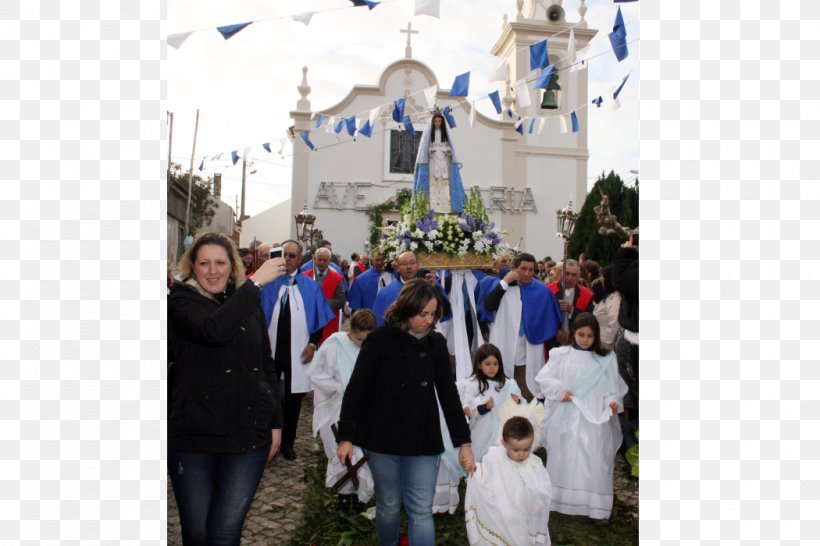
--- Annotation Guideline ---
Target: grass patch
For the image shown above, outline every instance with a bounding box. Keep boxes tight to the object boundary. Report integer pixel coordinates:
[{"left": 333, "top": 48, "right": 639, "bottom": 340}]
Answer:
[{"left": 290, "top": 447, "right": 638, "bottom": 546}]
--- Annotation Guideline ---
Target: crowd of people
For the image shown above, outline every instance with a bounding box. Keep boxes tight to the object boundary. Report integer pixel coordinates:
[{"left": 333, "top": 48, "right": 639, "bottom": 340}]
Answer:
[{"left": 168, "top": 231, "right": 639, "bottom": 545}]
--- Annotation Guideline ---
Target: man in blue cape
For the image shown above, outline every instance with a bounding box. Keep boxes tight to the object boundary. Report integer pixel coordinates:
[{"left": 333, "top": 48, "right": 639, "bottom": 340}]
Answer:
[{"left": 346, "top": 253, "right": 395, "bottom": 312}]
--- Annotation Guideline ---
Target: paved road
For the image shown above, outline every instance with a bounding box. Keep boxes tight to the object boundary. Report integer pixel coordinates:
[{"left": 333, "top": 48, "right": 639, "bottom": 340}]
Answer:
[{"left": 167, "top": 392, "right": 321, "bottom": 545}]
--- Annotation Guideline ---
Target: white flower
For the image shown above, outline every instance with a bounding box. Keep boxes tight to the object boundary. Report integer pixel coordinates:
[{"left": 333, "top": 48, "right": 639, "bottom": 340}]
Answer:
[{"left": 410, "top": 241, "right": 419, "bottom": 251}]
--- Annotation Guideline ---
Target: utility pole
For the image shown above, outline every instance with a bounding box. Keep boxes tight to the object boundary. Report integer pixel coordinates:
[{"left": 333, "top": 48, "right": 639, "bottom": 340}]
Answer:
[
  {"left": 166, "top": 111, "right": 174, "bottom": 183},
  {"left": 240, "top": 150, "right": 248, "bottom": 223},
  {"left": 183, "top": 109, "right": 200, "bottom": 236}
]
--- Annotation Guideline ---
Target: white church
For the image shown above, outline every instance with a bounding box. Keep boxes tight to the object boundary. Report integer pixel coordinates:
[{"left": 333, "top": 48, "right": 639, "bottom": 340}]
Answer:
[{"left": 242, "top": 0, "right": 598, "bottom": 261}]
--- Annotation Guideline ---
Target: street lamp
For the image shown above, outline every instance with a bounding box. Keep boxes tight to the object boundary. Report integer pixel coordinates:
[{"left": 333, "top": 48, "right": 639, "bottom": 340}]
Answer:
[
  {"left": 555, "top": 200, "right": 579, "bottom": 333},
  {"left": 294, "top": 203, "right": 317, "bottom": 253}
]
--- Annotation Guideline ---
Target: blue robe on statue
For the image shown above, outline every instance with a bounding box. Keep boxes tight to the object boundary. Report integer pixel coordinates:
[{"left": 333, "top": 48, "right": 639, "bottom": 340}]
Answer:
[{"left": 412, "top": 116, "right": 467, "bottom": 213}]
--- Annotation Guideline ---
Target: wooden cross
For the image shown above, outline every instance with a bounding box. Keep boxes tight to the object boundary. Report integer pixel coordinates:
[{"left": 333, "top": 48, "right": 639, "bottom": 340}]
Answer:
[
  {"left": 330, "top": 423, "right": 369, "bottom": 492},
  {"left": 400, "top": 22, "right": 419, "bottom": 58}
]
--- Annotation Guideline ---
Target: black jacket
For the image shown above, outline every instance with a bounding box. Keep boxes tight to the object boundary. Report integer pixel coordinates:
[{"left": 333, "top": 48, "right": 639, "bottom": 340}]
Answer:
[
  {"left": 168, "top": 281, "right": 283, "bottom": 453},
  {"left": 612, "top": 247, "right": 638, "bottom": 333},
  {"left": 337, "top": 325, "right": 471, "bottom": 455}
]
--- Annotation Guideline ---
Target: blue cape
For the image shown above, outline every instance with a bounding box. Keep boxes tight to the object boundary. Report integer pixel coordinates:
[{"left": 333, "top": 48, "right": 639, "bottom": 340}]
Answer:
[
  {"left": 372, "top": 279, "right": 452, "bottom": 326},
  {"left": 412, "top": 163, "right": 466, "bottom": 213},
  {"left": 519, "top": 280, "right": 563, "bottom": 344},
  {"left": 260, "top": 272, "right": 335, "bottom": 334},
  {"left": 476, "top": 275, "right": 501, "bottom": 323},
  {"left": 347, "top": 266, "right": 380, "bottom": 311}
]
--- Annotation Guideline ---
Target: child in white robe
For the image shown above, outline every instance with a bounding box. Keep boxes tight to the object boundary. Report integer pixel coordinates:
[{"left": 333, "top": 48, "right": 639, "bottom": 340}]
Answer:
[
  {"left": 457, "top": 343, "right": 523, "bottom": 463},
  {"left": 305, "top": 309, "right": 377, "bottom": 513},
  {"left": 535, "top": 312, "right": 628, "bottom": 523},
  {"left": 465, "top": 416, "right": 552, "bottom": 545}
]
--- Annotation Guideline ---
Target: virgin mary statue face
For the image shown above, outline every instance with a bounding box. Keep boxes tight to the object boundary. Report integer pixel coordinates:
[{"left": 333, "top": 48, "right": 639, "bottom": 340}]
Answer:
[{"left": 433, "top": 115, "right": 443, "bottom": 128}]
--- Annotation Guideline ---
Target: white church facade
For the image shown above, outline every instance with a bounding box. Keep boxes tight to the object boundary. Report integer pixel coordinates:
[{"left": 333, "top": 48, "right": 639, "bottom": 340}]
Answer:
[{"left": 281, "top": 1, "right": 597, "bottom": 261}]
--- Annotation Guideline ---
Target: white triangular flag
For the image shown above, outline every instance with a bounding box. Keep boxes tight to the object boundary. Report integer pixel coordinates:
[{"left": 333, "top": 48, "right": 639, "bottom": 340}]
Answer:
[
  {"left": 514, "top": 116, "right": 529, "bottom": 129},
  {"left": 559, "top": 115, "right": 569, "bottom": 133},
  {"left": 469, "top": 102, "right": 476, "bottom": 128},
  {"left": 368, "top": 107, "right": 380, "bottom": 126},
  {"left": 278, "top": 138, "right": 287, "bottom": 154},
  {"left": 567, "top": 28, "right": 576, "bottom": 67},
  {"left": 167, "top": 32, "right": 193, "bottom": 50},
  {"left": 423, "top": 85, "right": 438, "bottom": 108},
  {"left": 610, "top": 96, "right": 621, "bottom": 111},
  {"left": 513, "top": 78, "right": 531, "bottom": 108},
  {"left": 415, "top": 0, "right": 440, "bottom": 18},
  {"left": 537, "top": 117, "right": 546, "bottom": 134},
  {"left": 326, "top": 116, "right": 337, "bottom": 133},
  {"left": 571, "top": 45, "right": 590, "bottom": 73},
  {"left": 292, "top": 12, "right": 315, "bottom": 26},
  {"left": 489, "top": 59, "right": 508, "bottom": 82}
]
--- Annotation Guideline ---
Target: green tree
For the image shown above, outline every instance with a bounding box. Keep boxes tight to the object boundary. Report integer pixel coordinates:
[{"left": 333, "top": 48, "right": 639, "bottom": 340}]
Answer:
[
  {"left": 169, "top": 163, "right": 217, "bottom": 236},
  {"left": 567, "top": 171, "right": 639, "bottom": 266}
]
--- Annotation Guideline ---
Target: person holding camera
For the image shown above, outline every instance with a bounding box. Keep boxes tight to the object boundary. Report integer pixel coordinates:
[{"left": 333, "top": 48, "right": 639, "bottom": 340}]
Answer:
[{"left": 168, "top": 232, "right": 287, "bottom": 545}]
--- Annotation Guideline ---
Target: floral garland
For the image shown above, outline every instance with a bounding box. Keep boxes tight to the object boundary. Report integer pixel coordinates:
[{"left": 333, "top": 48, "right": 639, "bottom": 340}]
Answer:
[{"left": 375, "top": 189, "right": 511, "bottom": 263}]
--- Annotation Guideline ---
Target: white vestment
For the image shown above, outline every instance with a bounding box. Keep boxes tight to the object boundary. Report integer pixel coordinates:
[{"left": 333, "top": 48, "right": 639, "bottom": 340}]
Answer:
[
  {"left": 465, "top": 445, "right": 552, "bottom": 546},
  {"left": 304, "top": 332, "right": 374, "bottom": 502},
  {"left": 535, "top": 346, "right": 628, "bottom": 519},
  {"left": 457, "top": 377, "right": 522, "bottom": 463},
  {"left": 428, "top": 129, "right": 452, "bottom": 213},
  {"left": 488, "top": 285, "right": 547, "bottom": 398},
  {"left": 267, "top": 281, "right": 312, "bottom": 393},
  {"left": 448, "top": 271, "right": 482, "bottom": 381}
]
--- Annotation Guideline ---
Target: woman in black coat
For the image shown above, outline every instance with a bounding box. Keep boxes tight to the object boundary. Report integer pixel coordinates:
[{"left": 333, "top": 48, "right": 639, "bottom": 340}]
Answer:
[
  {"left": 168, "top": 232, "right": 287, "bottom": 546},
  {"left": 337, "top": 279, "right": 474, "bottom": 546}
]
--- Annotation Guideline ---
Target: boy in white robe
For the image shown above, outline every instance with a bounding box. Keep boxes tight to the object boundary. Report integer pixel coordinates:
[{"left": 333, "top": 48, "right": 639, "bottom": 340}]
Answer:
[
  {"left": 465, "top": 416, "right": 552, "bottom": 546},
  {"left": 305, "top": 309, "right": 377, "bottom": 512}
]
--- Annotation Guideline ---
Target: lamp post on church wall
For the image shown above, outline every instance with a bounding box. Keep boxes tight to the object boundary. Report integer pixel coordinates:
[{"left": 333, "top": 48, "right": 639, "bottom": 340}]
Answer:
[
  {"left": 295, "top": 203, "right": 317, "bottom": 254},
  {"left": 555, "top": 200, "right": 579, "bottom": 333}
]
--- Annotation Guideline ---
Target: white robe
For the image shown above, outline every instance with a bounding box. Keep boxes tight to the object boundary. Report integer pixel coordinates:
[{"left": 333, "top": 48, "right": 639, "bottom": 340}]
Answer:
[
  {"left": 488, "top": 285, "right": 546, "bottom": 398},
  {"left": 465, "top": 445, "right": 552, "bottom": 546},
  {"left": 535, "top": 346, "right": 628, "bottom": 519},
  {"left": 304, "top": 332, "right": 374, "bottom": 502},
  {"left": 428, "top": 129, "right": 452, "bottom": 213},
  {"left": 267, "top": 281, "right": 312, "bottom": 393},
  {"left": 457, "top": 377, "right": 522, "bottom": 463}
]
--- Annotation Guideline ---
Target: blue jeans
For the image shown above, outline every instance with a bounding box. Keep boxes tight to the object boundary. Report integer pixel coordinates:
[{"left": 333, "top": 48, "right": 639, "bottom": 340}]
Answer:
[
  {"left": 367, "top": 451, "right": 440, "bottom": 546},
  {"left": 168, "top": 446, "right": 268, "bottom": 546}
]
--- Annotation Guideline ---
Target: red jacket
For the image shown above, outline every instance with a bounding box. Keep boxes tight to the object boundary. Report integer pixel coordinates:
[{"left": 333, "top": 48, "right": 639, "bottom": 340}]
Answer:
[
  {"left": 305, "top": 268, "right": 344, "bottom": 344},
  {"left": 547, "top": 281, "right": 594, "bottom": 321}
]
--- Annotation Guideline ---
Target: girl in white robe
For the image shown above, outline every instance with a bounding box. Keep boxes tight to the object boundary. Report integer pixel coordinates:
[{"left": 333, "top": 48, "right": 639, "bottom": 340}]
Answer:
[
  {"left": 465, "top": 416, "right": 552, "bottom": 546},
  {"left": 457, "top": 343, "right": 524, "bottom": 463},
  {"left": 535, "top": 312, "right": 628, "bottom": 522},
  {"left": 305, "top": 310, "right": 377, "bottom": 510}
]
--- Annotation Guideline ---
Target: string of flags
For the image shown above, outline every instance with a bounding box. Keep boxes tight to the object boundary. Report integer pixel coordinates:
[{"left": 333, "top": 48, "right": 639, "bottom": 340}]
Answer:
[{"left": 189, "top": 2, "right": 637, "bottom": 168}]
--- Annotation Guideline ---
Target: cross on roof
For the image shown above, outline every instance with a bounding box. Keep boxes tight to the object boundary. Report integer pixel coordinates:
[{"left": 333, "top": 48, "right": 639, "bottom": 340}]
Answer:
[{"left": 400, "top": 22, "right": 419, "bottom": 58}]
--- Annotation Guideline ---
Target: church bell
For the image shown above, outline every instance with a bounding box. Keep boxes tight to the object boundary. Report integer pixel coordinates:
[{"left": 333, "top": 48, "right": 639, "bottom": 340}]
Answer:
[{"left": 540, "top": 71, "right": 561, "bottom": 110}]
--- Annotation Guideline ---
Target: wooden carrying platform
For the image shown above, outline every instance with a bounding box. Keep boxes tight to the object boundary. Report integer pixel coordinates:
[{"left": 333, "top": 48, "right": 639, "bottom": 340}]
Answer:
[{"left": 417, "top": 252, "right": 494, "bottom": 270}]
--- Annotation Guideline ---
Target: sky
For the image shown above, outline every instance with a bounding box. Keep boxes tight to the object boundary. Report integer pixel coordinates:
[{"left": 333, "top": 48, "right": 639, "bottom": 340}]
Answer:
[{"left": 166, "top": 0, "right": 639, "bottom": 218}]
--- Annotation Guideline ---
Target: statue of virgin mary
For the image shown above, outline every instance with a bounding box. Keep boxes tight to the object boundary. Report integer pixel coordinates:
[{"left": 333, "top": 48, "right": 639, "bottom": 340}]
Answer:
[{"left": 412, "top": 110, "right": 467, "bottom": 213}]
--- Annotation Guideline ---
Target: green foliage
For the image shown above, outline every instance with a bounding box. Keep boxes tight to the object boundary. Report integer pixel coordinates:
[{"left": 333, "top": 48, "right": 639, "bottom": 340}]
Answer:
[
  {"left": 366, "top": 188, "right": 413, "bottom": 249},
  {"left": 464, "top": 187, "right": 489, "bottom": 224},
  {"left": 625, "top": 430, "right": 639, "bottom": 478},
  {"left": 169, "top": 162, "right": 218, "bottom": 236},
  {"left": 568, "top": 171, "right": 639, "bottom": 266}
]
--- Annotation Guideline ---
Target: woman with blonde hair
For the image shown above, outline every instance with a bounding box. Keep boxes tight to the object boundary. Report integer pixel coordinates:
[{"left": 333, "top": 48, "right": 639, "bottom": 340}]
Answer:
[{"left": 169, "top": 232, "right": 287, "bottom": 545}]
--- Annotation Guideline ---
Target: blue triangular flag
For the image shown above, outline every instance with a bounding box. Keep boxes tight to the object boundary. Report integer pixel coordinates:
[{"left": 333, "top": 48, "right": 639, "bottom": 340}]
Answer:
[
  {"left": 449, "top": 71, "right": 470, "bottom": 97},
  {"left": 359, "top": 119, "right": 373, "bottom": 137},
  {"left": 528, "top": 117, "right": 537, "bottom": 134},
  {"left": 345, "top": 115, "right": 357, "bottom": 136},
  {"left": 334, "top": 119, "right": 344, "bottom": 134},
  {"left": 505, "top": 108, "right": 514, "bottom": 119},
  {"left": 534, "top": 65, "right": 555, "bottom": 89},
  {"left": 231, "top": 150, "right": 240, "bottom": 165},
  {"left": 442, "top": 106, "right": 457, "bottom": 129},
  {"left": 314, "top": 114, "right": 326, "bottom": 128},
  {"left": 488, "top": 90, "right": 502, "bottom": 114},
  {"left": 403, "top": 115, "right": 415, "bottom": 136},
  {"left": 613, "top": 73, "right": 630, "bottom": 99},
  {"left": 300, "top": 131, "right": 315, "bottom": 151},
  {"left": 515, "top": 117, "right": 523, "bottom": 135},
  {"left": 392, "top": 98, "right": 406, "bottom": 123},
  {"left": 350, "top": 0, "right": 379, "bottom": 9},
  {"left": 217, "top": 22, "right": 253, "bottom": 40},
  {"left": 614, "top": 0, "right": 638, "bottom": 3},
  {"left": 529, "top": 39, "right": 549, "bottom": 71},
  {"left": 571, "top": 111, "right": 579, "bottom": 133},
  {"left": 263, "top": 142, "right": 271, "bottom": 153},
  {"left": 592, "top": 96, "right": 603, "bottom": 108},
  {"left": 608, "top": 7, "right": 628, "bottom": 62},
  {"left": 198, "top": 157, "right": 204, "bottom": 171}
]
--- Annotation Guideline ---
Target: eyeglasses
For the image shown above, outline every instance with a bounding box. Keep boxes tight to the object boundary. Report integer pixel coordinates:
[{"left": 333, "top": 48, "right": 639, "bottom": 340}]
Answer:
[{"left": 284, "top": 252, "right": 300, "bottom": 259}]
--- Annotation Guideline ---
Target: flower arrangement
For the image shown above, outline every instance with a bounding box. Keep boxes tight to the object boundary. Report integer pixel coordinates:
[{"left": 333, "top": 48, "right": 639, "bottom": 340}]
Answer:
[{"left": 375, "top": 188, "right": 510, "bottom": 265}]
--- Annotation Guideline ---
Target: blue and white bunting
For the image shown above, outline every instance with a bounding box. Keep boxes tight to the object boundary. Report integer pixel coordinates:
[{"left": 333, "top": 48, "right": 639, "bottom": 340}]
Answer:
[
  {"left": 300, "top": 131, "right": 316, "bottom": 151},
  {"left": 442, "top": 105, "right": 457, "bottom": 128},
  {"left": 608, "top": 7, "right": 628, "bottom": 62},
  {"left": 488, "top": 90, "right": 502, "bottom": 114},
  {"left": 529, "top": 39, "right": 549, "bottom": 71},
  {"left": 571, "top": 111, "right": 579, "bottom": 133},
  {"left": 449, "top": 71, "right": 470, "bottom": 97},
  {"left": 217, "top": 22, "right": 253, "bottom": 40},
  {"left": 392, "top": 98, "right": 406, "bottom": 123}
]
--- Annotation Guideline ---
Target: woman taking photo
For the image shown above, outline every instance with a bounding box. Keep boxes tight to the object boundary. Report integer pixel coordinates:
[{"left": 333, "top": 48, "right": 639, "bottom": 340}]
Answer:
[
  {"left": 168, "top": 232, "right": 287, "bottom": 545},
  {"left": 337, "top": 279, "right": 474, "bottom": 546}
]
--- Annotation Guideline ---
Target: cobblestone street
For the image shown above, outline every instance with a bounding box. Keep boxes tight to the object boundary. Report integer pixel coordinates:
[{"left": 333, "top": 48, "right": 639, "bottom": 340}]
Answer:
[{"left": 167, "top": 392, "right": 321, "bottom": 546}]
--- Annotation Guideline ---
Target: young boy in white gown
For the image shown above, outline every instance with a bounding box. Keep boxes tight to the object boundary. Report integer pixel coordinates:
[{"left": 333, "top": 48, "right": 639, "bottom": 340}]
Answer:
[
  {"left": 457, "top": 343, "right": 523, "bottom": 463},
  {"left": 465, "top": 416, "right": 552, "bottom": 545},
  {"left": 305, "top": 309, "right": 377, "bottom": 513},
  {"left": 535, "top": 312, "right": 628, "bottom": 524}
]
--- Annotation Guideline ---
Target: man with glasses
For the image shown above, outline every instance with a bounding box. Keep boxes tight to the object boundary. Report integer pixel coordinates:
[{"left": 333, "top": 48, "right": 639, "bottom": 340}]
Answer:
[
  {"left": 371, "top": 251, "right": 420, "bottom": 326},
  {"left": 304, "top": 247, "right": 346, "bottom": 345},
  {"left": 260, "top": 240, "right": 334, "bottom": 460}
]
